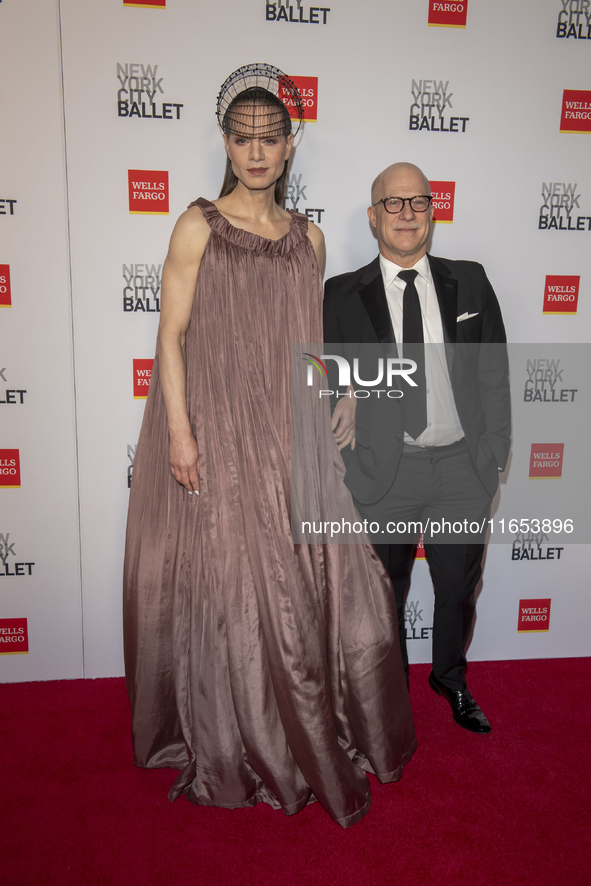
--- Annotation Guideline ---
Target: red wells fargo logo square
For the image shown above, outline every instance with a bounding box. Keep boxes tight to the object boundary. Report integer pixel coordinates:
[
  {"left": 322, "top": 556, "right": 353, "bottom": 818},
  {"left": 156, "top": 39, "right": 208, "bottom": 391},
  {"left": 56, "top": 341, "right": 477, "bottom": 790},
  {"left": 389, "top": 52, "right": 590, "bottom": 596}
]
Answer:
[
  {"left": 282, "top": 76, "right": 318, "bottom": 122},
  {"left": 128, "top": 170, "right": 169, "bottom": 215},
  {"left": 0, "top": 264, "right": 11, "bottom": 307},
  {"left": 543, "top": 275, "right": 579, "bottom": 314},
  {"left": 133, "top": 359, "right": 154, "bottom": 399},
  {"left": 560, "top": 89, "right": 591, "bottom": 133},
  {"left": 428, "top": 0, "right": 468, "bottom": 28},
  {"left": 0, "top": 449, "right": 21, "bottom": 488},
  {"left": 529, "top": 444, "right": 564, "bottom": 479},
  {"left": 415, "top": 534, "right": 426, "bottom": 560},
  {"left": 518, "top": 599, "right": 551, "bottom": 633},
  {"left": 0, "top": 618, "right": 29, "bottom": 654},
  {"left": 429, "top": 181, "right": 455, "bottom": 223}
]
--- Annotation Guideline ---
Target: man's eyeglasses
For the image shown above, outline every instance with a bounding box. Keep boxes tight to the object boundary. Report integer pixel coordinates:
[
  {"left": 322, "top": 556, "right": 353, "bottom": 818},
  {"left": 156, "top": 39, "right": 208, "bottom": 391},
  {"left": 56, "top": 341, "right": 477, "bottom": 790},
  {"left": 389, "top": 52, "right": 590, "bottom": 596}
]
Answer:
[{"left": 372, "top": 196, "right": 432, "bottom": 214}]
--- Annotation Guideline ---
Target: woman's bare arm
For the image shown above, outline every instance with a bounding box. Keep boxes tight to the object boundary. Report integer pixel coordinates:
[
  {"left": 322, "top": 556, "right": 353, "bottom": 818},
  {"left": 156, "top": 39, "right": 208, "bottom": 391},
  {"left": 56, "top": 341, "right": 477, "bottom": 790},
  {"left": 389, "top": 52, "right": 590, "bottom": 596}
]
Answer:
[
  {"left": 307, "top": 220, "right": 326, "bottom": 277},
  {"left": 158, "top": 206, "right": 211, "bottom": 492},
  {"left": 306, "top": 221, "right": 356, "bottom": 448}
]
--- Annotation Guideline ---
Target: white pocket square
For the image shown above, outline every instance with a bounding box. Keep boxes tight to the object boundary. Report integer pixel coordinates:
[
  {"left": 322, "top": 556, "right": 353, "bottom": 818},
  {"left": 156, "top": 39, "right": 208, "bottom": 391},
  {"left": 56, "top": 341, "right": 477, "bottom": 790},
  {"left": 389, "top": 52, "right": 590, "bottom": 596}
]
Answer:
[{"left": 457, "top": 312, "right": 479, "bottom": 322}]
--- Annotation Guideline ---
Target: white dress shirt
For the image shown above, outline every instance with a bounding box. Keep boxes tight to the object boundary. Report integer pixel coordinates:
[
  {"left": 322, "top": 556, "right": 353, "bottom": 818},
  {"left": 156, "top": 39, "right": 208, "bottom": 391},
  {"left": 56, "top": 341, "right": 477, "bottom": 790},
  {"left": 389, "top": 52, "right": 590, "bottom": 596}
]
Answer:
[{"left": 379, "top": 253, "right": 464, "bottom": 447}]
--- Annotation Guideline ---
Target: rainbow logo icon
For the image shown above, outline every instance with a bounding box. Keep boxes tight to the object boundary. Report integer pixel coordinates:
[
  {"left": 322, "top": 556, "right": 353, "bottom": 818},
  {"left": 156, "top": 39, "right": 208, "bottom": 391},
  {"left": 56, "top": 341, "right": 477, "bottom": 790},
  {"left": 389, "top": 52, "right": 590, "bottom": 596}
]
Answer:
[{"left": 302, "top": 353, "right": 328, "bottom": 379}]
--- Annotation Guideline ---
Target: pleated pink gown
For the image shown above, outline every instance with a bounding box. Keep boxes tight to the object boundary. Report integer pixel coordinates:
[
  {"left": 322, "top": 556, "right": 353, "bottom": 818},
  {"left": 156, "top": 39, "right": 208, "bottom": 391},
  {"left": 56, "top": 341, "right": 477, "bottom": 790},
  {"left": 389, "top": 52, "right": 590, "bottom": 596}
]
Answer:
[{"left": 123, "top": 198, "right": 416, "bottom": 828}]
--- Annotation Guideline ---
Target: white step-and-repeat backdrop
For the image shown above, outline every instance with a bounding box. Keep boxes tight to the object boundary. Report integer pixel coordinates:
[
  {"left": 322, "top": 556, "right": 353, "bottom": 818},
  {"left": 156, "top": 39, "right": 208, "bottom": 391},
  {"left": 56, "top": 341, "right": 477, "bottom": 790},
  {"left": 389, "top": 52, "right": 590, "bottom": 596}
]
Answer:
[{"left": 1, "top": 0, "right": 590, "bottom": 681}]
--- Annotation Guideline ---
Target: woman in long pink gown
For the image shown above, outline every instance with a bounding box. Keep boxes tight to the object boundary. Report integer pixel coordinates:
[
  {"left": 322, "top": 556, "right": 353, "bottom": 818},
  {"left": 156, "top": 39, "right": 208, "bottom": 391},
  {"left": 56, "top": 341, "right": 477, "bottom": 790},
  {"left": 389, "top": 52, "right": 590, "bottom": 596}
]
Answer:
[{"left": 123, "top": 65, "right": 415, "bottom": 828}]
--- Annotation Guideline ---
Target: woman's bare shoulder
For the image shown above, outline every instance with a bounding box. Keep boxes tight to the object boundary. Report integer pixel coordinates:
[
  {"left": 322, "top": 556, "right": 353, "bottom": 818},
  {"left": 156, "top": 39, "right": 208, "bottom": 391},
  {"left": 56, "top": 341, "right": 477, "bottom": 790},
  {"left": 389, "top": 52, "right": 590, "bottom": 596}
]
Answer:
[
  {"left": 173, "top": 203, "right": 211, "bottom": 240},
  {"left": 168, "top": 203, "right": 211, "bottom": 263},
  {"left": 305, "top": 219, "right": 326, "bottom": 275},
  {"left": 306, "top": 219, "right": 325, "bottom": 249}
]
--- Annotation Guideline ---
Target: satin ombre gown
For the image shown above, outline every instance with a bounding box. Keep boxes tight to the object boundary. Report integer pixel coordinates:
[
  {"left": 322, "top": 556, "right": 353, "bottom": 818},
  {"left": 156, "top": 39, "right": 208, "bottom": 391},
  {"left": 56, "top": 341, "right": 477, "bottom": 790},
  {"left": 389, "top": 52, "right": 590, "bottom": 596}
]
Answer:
[{"left": 123, "top": 198, "right": 416, "bottom": 828}]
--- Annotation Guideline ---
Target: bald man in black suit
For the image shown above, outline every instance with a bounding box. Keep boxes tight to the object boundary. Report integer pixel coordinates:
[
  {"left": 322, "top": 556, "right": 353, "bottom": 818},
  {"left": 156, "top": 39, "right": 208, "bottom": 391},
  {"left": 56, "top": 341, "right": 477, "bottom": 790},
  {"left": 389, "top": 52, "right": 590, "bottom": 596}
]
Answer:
[{"left": 324, "top": 163, "right": 510, "bottom": 734}]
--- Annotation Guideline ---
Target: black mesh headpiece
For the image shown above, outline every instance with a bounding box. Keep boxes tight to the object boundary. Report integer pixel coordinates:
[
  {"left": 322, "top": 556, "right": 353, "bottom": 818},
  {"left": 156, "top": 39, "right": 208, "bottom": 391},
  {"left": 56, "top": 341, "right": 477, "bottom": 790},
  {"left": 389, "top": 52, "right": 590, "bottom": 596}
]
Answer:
[{"left": 216, "top": 63, "right": 304, "bottom": 138}]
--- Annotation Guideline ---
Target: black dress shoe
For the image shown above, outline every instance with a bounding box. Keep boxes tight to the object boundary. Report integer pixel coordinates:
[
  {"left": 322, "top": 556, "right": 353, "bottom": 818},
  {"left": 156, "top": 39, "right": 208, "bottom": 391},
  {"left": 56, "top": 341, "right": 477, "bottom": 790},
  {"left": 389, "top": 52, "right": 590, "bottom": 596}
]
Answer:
[{"left": 428, "top": 671, "right": 491, "bottom": 734}]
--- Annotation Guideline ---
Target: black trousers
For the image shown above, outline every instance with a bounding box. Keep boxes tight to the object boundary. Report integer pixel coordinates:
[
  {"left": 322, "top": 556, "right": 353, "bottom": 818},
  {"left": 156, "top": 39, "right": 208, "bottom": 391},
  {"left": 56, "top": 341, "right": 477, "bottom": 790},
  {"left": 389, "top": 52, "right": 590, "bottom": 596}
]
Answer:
[{"left": 355, "top": 440, "right": 492, "bottom": 692}]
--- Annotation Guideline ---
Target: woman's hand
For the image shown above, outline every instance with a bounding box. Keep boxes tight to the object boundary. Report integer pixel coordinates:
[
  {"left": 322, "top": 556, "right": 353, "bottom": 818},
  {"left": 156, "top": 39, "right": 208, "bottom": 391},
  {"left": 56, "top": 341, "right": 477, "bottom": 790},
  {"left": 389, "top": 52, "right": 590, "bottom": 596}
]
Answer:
[
  {"left": 331, "top": 388, "right": 357, "bottom": 450},
  {"left": 169, "top": 431, "right": 200, "bottom": 493}
]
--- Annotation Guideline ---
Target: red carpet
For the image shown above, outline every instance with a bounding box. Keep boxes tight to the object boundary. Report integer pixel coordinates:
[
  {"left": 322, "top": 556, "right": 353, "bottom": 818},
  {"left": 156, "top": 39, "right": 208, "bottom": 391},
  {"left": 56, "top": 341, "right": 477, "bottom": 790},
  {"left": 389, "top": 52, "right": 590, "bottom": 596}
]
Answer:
[{"left": 1, "top": 659, "right": 589, "bottom": 886}]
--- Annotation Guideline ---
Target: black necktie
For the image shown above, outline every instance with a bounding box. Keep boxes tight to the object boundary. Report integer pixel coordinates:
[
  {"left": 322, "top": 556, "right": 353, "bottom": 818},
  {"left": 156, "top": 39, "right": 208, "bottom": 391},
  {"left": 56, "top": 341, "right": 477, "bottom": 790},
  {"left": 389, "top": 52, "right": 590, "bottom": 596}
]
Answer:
[{"left": 398, "top": 269, "right": 427, "bottom": 439}]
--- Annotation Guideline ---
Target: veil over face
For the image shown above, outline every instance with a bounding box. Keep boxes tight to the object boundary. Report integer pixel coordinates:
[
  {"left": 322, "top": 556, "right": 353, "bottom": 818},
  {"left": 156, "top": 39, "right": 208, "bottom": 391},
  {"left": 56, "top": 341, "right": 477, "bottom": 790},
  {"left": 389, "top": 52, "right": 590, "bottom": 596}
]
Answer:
[{"left": 222, "top": 91, "right": 293, "bottom": 140}]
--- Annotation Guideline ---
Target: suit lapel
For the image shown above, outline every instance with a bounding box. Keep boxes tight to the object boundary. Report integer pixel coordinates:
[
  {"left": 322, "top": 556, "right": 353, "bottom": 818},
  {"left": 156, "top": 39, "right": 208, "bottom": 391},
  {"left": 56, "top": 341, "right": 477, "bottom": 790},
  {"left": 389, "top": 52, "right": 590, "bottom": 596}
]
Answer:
[
  {"left": 357, "top": 255, "right": 460, "bottom": 348},
  {"left": 428, "top": 255, "right": 458, "bottom": 344},
  {"left": 428, "top": 254, "right": 458, "bottom": 377},
  {"left": 358, "top": 257, "right": 395, "bottom": 344}
]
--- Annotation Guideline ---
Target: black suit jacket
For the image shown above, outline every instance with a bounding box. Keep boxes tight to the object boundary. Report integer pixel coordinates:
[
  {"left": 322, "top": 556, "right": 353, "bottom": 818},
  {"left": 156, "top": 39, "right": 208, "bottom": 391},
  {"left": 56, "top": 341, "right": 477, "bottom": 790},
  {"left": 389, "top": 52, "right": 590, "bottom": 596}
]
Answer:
[{"left": 323, "top": 254, "right": 511, "bottom": 505}]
